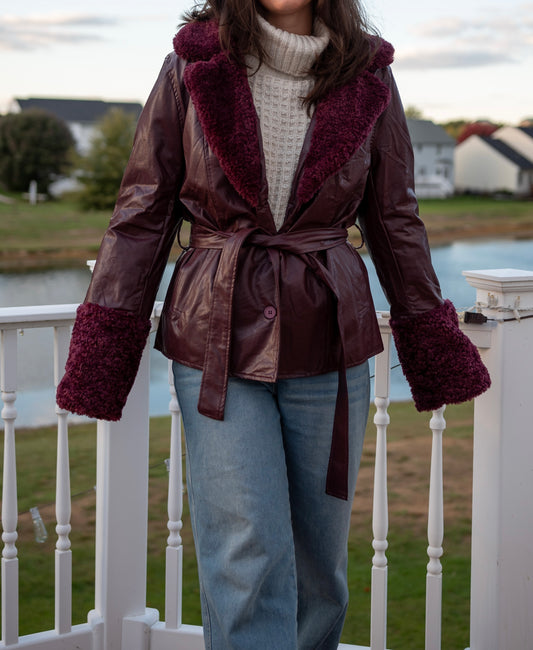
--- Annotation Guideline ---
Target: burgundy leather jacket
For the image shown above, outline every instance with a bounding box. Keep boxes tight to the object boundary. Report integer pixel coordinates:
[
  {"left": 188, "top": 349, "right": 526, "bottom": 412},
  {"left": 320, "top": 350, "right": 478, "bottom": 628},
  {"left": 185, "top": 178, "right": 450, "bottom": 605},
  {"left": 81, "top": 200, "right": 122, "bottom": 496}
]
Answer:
[{"left": 57, "top": 20, "right": 490, "bottom": 499}]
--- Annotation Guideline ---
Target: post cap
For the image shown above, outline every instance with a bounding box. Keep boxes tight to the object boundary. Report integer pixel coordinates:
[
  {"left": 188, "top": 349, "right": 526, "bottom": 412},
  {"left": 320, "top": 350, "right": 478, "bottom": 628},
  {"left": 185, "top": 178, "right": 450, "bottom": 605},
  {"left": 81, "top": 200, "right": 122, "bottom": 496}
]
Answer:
[{"left": 463, "top": 269, "right": 533, "bottom": 293}]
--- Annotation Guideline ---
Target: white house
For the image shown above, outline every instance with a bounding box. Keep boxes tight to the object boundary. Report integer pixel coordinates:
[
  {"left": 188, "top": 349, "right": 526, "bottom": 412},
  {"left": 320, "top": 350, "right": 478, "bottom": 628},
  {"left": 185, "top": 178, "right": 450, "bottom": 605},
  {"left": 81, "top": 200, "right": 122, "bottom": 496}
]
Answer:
[
  {"left": 10, "top": 97, "right": 143, "bottom": 155},
  {"left": 492, "top": 125, "right": 533, "bottom": 164},
  {"left": 454, "top": 134, "right": 533, "bottom": 196},
  {"left": 406, "top": 118, "right": 455, "bottom": 198}
]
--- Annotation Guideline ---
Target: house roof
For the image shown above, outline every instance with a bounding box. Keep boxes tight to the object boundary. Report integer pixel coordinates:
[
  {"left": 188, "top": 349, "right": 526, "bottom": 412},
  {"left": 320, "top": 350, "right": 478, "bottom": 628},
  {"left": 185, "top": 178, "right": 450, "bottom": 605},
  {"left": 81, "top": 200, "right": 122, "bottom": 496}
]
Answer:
[
  {"left": 481, "top": 136, "right": 533, "bottom": 169},
  {"left": 406, "top": 118, "right": 455, "bottom": 146},
  {"left": 14, "top": 98, "right": 143, "bottom": 124}
]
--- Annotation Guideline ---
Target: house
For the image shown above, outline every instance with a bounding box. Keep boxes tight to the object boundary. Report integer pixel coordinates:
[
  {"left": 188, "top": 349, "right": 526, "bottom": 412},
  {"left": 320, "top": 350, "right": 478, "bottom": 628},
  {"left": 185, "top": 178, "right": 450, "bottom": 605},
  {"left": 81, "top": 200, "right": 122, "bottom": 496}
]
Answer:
[
  {"left": 10, "top": 97, "right": 143, "bottom": 155},
  {"left": 492, "top": 125, "right": 533, "bottom": 164},
  {"left": 454, "top": 133, "right": 533, "bottom": 196},
  {"left": 406, "top": 118, "right": 455, "bottom": 198}
]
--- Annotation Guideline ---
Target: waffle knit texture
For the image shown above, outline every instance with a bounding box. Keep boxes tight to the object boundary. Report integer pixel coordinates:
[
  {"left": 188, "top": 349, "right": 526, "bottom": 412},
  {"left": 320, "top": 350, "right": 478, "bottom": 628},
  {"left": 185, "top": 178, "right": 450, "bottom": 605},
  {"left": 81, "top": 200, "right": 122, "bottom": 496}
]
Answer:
[{"left": 246, "top": 15, "right": 329, "bottom": 229}]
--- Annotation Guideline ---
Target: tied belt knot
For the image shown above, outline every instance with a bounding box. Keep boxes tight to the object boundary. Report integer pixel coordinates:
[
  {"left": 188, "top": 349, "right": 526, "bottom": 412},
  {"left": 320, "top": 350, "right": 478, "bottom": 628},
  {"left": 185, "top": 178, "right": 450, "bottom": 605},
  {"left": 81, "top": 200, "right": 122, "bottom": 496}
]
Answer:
[{"left": 190, "top": 224, "right": 353, "bottom": 500}]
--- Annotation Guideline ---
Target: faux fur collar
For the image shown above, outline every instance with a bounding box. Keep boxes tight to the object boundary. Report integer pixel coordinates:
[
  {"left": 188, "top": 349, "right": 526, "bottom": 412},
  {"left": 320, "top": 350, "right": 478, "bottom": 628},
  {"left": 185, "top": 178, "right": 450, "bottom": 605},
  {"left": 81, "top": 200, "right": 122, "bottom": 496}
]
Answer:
[{"left": 174, "top": 20, "right": 394, "bottom": 210}]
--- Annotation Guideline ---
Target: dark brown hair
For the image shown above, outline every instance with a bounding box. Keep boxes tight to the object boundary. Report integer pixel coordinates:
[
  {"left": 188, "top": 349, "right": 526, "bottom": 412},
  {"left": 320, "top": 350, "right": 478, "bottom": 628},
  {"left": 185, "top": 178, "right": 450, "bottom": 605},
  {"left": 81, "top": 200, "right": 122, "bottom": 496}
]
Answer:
[{"left": 182, "top": 0, "right": 379, "bottom": 109}]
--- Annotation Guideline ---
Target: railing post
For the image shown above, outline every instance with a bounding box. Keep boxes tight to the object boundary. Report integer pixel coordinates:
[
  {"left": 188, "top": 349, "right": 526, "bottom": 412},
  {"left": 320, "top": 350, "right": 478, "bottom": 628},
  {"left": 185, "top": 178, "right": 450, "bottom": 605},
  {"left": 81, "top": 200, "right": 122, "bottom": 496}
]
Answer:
[
  {"left": 1, "top": 329, "right": 19, "bottom": 646},
  {"left": 54, "top": 325, "right": 73, "bottom": 635},
  {"left": 425, "top": 406, "right": 446, "bottom": 650},
  {"left": 370, "top": 323, "right": 391, "bottom": 650},
  {"left": 91, "top": 340, "right": 154, "bottom": 650},
  {"left": 165, "top": 362, "right": 184, "bottom": 630},
  {"left": 463, "top": 268, "right": 533, "bottom": 650}
]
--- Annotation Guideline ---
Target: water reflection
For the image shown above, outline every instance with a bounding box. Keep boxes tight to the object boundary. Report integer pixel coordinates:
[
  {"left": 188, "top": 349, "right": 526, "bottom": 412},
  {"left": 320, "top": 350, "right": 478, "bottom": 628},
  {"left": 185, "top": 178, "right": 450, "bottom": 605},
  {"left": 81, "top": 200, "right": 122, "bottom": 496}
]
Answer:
[
  {"left": 0, "top": 267, "right": 90, "bottom": 308},
  {"left": 2, "top": 239, "right": 532, "bottom": 427}
]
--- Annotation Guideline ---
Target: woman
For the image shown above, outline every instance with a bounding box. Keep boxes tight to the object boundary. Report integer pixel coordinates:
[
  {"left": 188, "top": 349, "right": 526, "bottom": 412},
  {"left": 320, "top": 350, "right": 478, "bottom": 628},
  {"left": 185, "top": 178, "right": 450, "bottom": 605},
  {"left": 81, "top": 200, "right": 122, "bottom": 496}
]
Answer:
[{"left": 57, "top": 1, "right": 490, "bottom": 647}]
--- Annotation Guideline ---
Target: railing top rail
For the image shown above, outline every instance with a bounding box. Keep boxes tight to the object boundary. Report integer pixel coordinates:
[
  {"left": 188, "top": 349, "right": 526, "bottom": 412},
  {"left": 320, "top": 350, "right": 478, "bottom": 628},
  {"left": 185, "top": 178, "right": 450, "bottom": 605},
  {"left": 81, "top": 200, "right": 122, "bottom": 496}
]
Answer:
[
  {"left": 0, "top": 302, "right": 167, "bottom": 332},
  {"left": 0, "top": 303, "right": 79, "bottom": 329},
  {"left": 0, "top": 303, "right": 493, "bottom": 341}
]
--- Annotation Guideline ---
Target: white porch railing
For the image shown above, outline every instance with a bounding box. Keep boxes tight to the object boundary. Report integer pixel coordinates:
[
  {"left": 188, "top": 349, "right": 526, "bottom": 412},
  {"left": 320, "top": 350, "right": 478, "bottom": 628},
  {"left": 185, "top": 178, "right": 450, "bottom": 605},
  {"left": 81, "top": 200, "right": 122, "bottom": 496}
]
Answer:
[{"left": 1, "top": 269, "right": 533, "bottom": 650}]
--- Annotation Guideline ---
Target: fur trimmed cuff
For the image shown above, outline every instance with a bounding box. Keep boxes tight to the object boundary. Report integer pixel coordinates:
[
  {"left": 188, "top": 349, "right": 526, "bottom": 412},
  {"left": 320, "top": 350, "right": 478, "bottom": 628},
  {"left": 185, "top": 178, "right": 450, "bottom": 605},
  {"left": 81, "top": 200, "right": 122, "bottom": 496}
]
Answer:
[
  {"left": 390, "top": 300, "right": 491, "bottom": 411},
  {"left": 56, "top": 303, "right": 152, "bottom": 421}
]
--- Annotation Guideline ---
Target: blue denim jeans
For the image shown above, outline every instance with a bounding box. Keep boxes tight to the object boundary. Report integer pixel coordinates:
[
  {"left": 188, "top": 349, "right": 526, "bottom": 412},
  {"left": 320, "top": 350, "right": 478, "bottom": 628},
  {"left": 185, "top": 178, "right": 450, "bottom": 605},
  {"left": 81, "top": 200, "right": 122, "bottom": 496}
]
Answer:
[{"left": 173, "top": 361, "right": 370, "bottom": 650}]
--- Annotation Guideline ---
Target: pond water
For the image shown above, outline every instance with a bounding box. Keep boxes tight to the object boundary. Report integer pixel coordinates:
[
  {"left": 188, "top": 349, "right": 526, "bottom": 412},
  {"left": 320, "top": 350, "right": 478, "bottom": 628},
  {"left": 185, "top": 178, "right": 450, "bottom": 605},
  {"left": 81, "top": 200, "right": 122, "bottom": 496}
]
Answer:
[{"left": 2, "top": 239, "right": 532, "bottom": 427}]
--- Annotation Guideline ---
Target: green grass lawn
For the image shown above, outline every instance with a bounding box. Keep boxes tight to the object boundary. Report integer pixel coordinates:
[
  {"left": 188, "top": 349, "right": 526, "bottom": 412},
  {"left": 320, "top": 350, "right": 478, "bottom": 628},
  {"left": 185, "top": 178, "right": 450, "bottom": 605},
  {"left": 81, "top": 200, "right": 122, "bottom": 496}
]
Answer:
[
  {"left": 419, "top": 194, "right": 533, "bottom": 218},
  {"left": 418, "top": 195, "right": 533, "bottom": 244},
  {"left": 8, "top": 401, "right": 474, "bottom": 649},
  {"left": 0, "top": 195, "right": 110, "bottom": 255}
]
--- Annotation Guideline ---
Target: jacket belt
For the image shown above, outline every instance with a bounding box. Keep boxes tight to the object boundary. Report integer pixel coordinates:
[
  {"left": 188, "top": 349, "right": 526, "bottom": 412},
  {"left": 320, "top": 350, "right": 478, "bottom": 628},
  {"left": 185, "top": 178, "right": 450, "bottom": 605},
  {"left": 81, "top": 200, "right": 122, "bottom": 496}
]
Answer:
[{"left": 190, "top": 224, "right": 352, "bottom": 500}]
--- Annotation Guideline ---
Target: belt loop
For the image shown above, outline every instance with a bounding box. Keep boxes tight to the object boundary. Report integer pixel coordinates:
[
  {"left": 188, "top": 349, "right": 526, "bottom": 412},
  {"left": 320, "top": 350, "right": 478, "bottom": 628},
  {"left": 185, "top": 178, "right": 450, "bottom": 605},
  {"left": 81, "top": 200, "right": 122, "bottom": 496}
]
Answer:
[
  {"left": 353, "top": 224, "right": 365, "bottom": 250},
  {"left": 177, "top": 217, "right": 190, "bottom": 251}
]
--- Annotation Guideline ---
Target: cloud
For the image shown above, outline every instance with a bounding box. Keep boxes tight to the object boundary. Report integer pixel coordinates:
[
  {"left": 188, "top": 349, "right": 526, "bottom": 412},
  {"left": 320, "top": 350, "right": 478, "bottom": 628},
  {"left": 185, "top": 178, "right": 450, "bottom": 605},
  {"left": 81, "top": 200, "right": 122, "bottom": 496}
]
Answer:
[
  {"left": 395, "top": 49, "right": 516, "bottom": 70},
  {"left": 417, "top": 5, "right": 533, "bottom": 45},
  {"left": 396, "top": 4, "right": 533, "bottom": 71},
  {"left": 0, "top": 13, "right": 118, "bottom": 51},
  {"left": 414, "top": 17, "right": 475, "bottom": 39}
]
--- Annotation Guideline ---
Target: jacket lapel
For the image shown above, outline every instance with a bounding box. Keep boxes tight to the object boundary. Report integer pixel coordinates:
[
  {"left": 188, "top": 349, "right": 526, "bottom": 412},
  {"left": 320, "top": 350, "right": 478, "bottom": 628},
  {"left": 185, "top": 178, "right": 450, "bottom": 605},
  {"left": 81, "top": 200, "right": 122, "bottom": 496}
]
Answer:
[
  {"left": 174, "top": 21, "right": 393, "bottom": 211},
  {"left": 297, "top": 70, "right": 391, "bottom": 205},
  {"left": 183, "top": 54, "right": 263, "bottom": 209}
]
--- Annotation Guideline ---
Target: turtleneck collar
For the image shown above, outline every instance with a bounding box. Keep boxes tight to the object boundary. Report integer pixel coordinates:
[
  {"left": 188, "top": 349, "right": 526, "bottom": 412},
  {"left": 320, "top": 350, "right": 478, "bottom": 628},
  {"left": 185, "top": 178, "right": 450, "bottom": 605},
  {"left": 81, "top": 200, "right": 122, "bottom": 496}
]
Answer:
[{"left": 256, "top": 13, "right": 329, "bottom": 77}]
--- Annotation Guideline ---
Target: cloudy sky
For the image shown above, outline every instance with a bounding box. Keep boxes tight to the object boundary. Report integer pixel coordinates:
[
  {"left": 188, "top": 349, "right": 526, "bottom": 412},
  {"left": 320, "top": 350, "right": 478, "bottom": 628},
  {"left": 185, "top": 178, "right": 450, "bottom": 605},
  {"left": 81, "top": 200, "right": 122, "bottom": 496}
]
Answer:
[{"left": 2, "top": 0, "right": 532, "bottom": 124}]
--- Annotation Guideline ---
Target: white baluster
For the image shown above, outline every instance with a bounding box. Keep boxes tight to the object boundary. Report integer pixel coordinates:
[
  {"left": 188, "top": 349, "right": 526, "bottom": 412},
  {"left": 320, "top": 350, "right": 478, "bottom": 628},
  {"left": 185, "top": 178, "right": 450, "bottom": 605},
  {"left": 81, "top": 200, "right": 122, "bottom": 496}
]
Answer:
[
  {"left": 1, "top": 329, "right": 19, "bottom": 645},
  {"left": 54, "top": 325, "right": 72, "bottom": 634},
  {"left": 371, "top": 330, "right": 391, "bottom": 650},
  {"left": 165, "top": 361, "right": 183, "bottom": 629},
  {"left": 425, "top": 406, "right": 446, "bottom": 650}
]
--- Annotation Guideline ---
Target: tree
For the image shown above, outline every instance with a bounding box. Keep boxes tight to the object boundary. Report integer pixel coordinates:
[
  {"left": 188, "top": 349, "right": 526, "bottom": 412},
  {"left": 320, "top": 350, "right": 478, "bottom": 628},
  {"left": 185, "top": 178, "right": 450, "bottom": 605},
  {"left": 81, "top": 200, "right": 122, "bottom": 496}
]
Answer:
[
  {"left": 441, "top": 119, "right": 469, "bottom": 141},
  {"left": 404, "top": 105, "right": 424, "bottom": 119},
  {"left": 0, "top": 109, "right": 74, "bottom": 193},
  {"left": 79, "top": 108, "right": 137, "bottom": 210}
]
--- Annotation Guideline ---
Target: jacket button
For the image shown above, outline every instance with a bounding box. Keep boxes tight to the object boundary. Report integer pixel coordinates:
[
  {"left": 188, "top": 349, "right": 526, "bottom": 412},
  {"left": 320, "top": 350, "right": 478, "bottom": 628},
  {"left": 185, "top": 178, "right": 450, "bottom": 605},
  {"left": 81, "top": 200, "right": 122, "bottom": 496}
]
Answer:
[{"left": 263, "top": 305, "right": 277, "bottom": 319}]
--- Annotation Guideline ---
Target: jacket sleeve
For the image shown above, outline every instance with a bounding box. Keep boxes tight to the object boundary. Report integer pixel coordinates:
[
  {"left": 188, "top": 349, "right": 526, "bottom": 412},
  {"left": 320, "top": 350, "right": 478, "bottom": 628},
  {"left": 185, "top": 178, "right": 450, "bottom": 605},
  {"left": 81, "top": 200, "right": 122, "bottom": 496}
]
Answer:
[
  {"left": 358, "top": 67, "right": 490, "bottom": 411},
  {"left": 57, "top": 53, "right": 187, "bottom": 421}
]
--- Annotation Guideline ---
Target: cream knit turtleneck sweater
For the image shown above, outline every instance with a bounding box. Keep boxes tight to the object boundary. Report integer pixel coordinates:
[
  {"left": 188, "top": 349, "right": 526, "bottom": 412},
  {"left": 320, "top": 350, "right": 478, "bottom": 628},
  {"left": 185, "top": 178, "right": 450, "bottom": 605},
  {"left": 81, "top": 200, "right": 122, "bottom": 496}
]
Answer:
[{"left": 246, "top": 15, "right": 329, "bottom": 229}]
